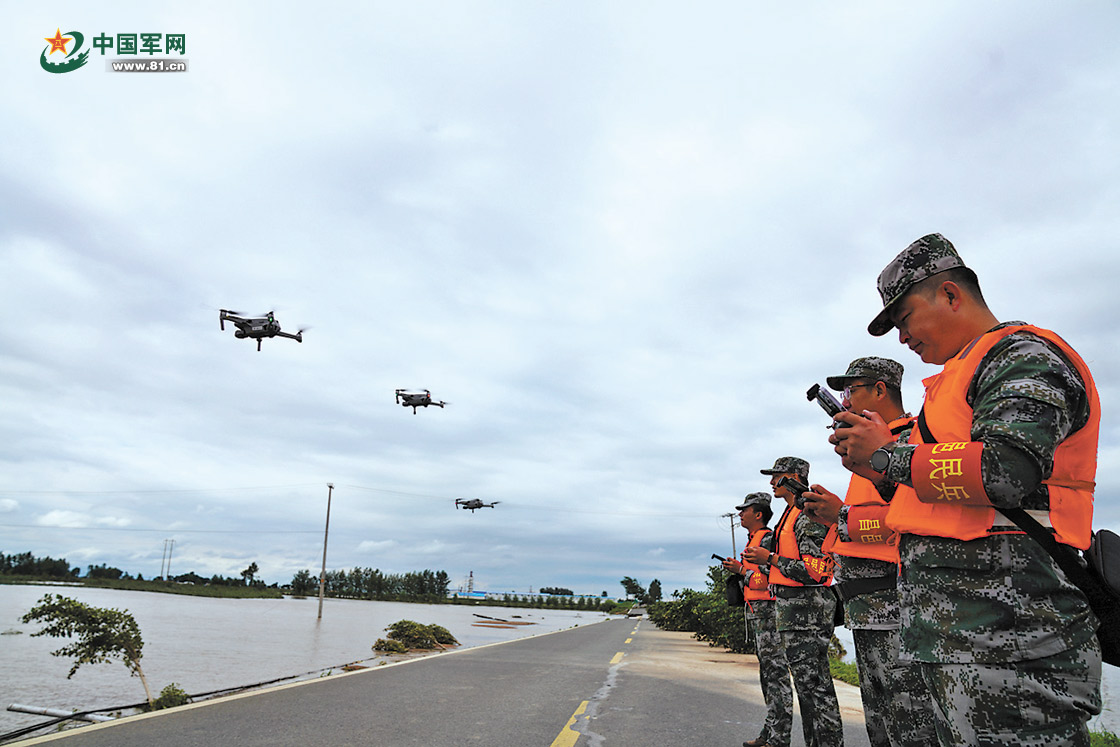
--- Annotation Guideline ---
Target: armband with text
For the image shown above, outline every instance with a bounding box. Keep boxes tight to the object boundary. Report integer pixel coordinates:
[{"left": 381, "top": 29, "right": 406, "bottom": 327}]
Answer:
[
  {"left": 845, "top": 505, "right": 894, "bottom": 544},
  {"left": 802, "top": 554, "right": 834, "bottom": 584},
  {"left": 911, "top": 441, "right": 991, "bottom": 506},
  {"left": 747, "top": 570, "right": 769, "bottom": 590}
]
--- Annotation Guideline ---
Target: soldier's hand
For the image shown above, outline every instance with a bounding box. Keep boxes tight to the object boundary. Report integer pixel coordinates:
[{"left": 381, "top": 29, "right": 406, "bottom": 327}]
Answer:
[
  {"left": 742, "top": 546, "right": 770, "bottom": 564},
  {"left": 721, "top": 558, "right": 744, "bottom": 574},
  {"left": 801, "top": 484, "right": 842, "bottom": 526},
  {"left": 830, "top": 410, "right": 894, "bottom": 480}
]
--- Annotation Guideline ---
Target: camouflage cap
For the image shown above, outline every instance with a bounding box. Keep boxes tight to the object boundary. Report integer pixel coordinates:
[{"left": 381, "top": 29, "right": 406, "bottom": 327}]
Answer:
[
  {"left": 760, "top": 456, "right": 809, "bottom": 479},
  {"left": 868, "top": 233, "right": 971, "bottom": 337},
  {"left": 825, "top": 356, "right": 904, "bottom": 391},
  {"left": 735, "top": 491, "right": 772, "bottom": 511}
]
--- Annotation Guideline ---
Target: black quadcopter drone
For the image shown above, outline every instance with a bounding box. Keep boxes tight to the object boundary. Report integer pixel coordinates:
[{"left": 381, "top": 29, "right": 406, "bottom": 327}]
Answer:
[
  {"left": 219, "top": 309, "right": 304, "bottom": 351},
  {"left": 395, "top": 389, "right": 447, "bottom": 414},
  {"left": 455, "top": 498, "right": 499, "bottom": 512}
]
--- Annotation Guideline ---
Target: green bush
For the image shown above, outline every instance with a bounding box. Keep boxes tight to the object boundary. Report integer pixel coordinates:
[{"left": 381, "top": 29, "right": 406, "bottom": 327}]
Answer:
[
  {"left": 647, "top": 577, "right": 752, "bottom": 655},
  {"left": 373, "top": 637, "right": 408, "bottom": 653},
  {"left": 425, "top": 623, "right": 457, "bottom": 645},
  {"left": 828, "top": 658, "right": 859, "bottom": 687},
  {"left": 148, "top": 683, "right": 191, "bottom": 711},
  {"left": 382, "top": 620, "right": 459, "bottom": 650}
]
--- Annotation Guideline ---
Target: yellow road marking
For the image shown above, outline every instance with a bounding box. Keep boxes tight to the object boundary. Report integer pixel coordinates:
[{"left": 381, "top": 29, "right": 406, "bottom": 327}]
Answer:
[
  {"left": 549, "top": 700, "right": 589, "bottom": 747},
  {"left": 610, "top": 651, "right": 624, "bottom": 664},
  {"left": 625, "top": 637, "right": 632, "bottom": 643}
]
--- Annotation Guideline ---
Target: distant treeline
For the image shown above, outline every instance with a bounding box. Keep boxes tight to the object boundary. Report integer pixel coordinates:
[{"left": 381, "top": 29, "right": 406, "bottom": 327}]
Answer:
[
  {"left": 291, "top": 567, "right": 450, "bottom": 601},
  {"left": 0, "top": 550, "right": 268, "bottom": 588},
  {"left": 480, "top": 594, "right": 618, "bottom": 611},
  {"left": 0, "top": 551, "right": 77, "bottom": 578}
]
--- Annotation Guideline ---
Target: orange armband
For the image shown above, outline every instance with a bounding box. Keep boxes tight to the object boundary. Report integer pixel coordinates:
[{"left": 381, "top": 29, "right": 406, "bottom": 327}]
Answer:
[
  {"left": 747, "top": 571, "right": 769, "bottom": 590},
  {"left": 802, "top": 554, "right": 834, "bottom": 584},
  {"left": 911, "top": 441, "right": 992, "bottom": 507},
  {"left": 846, "top": 505, "right": 894, "bottom": 545}
]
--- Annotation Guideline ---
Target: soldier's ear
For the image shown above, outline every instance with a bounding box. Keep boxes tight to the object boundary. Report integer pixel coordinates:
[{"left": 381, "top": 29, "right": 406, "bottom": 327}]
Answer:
[{"left": 940, "top": 280, "right": 964, "bottom": 311}]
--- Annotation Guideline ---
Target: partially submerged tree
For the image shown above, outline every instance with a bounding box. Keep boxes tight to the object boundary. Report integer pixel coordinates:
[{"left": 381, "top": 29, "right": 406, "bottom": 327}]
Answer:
[
  {"left": 620, "top": 576, "right": 648, "bottom": 605},
  {"left": 240, "top": 561, "right": 259, "bottom": 586},
  {"left": 21, "top": 594, "right": 154, "bottom": 707}
]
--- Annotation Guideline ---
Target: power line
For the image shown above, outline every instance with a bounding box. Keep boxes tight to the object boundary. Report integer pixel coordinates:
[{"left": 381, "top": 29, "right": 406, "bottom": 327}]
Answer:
[
  {"left": 0, "top": 524, "right": 318, "bottom": 534},
  {"left": 0, "top": 483, "right": 325, "bottom": 496}
]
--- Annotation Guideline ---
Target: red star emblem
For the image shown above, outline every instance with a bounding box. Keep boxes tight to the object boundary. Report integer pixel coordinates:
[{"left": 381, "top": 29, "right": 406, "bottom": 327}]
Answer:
[{"left": 44, "top": 28, "right": 72, "bottom": 56}]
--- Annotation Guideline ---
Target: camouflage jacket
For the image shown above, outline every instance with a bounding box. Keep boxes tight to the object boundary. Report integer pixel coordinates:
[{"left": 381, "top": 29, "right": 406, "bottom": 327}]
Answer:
[
  {"left": 772, "top": 509, "right": 836, "bottom": 631},
  {"left": 882, "top": 322, "right": 1097, "bottom": 663}
]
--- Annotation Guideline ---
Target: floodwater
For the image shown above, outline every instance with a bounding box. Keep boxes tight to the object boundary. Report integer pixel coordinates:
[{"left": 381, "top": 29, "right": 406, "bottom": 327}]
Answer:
[{"left": 0, "top": 584, "right": 611, "bottom": 738}]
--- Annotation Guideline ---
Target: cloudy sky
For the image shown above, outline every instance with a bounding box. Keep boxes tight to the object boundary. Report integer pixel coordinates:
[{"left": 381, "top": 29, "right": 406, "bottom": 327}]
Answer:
[{"left": 2, "top": 2, "right": 1118, "bottom": 597}]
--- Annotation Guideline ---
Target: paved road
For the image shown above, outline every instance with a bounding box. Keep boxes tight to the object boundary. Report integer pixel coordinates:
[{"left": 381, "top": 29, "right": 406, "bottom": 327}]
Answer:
[{"left": 17, "top": 617, "right": 870, "bottom": 746}]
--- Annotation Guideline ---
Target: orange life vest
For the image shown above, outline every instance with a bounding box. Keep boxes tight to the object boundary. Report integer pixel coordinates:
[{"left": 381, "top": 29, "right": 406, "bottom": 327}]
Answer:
[
  {"left": 886, "top": 324, "right": 1098, "bottom": 549},
  {"left": 768, "top": 505, "right": 834, "bottom": 586},
  {"left": 825, "top": 415, "right": 912, "bottom": 563},
  {"left": 741, "top": 528, "right": 775, "bottom": 601}
]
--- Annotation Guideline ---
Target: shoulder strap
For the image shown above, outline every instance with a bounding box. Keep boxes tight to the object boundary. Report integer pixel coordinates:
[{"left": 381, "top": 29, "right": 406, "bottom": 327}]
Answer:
[
  {"left": 916, "top": 408, "right": 936, "bottom": 444},
  {"left": 1001, "top": 507, "right": 1092, "bottom": 586}
]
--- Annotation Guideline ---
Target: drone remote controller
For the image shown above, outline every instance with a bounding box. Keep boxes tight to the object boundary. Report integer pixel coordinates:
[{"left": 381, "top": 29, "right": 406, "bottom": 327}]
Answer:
[{"left": 806, "top": 383, "right": 851, "bottom": 429}]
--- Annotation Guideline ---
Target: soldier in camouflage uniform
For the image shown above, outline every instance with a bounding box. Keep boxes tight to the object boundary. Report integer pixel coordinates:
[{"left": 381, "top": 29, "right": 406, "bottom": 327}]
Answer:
[
  {"left": 724, "top": 492, "right": 794, "bottom": 747},
  {"left": 831, "top": 234, "right": 1102, "bottom": 746},
  {"left": 745, "top": 457, "right": 844, "bottom": 747},
  {"left": 802, "top": 357, "right": 937, "bottom": 747}
]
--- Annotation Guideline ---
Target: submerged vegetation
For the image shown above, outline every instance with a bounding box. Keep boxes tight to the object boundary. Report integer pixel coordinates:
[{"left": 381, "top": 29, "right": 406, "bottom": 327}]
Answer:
[{"left": 374, "top": 619, "right": 460, "bottom": 653}]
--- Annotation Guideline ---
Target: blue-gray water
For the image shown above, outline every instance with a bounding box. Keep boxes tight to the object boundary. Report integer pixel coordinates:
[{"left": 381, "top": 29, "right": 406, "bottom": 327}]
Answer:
[{"left": 0, "top": 584, "right": 610, "bottom": 737}]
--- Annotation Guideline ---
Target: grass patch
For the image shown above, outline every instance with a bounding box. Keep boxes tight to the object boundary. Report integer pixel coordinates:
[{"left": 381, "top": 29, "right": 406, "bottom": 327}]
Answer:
[
  {"left": 1092, "top": 730, "right": 1120, "bottom": 747},
  {"left": 827, "top": 657, "right": 860, "bottom": 687}
]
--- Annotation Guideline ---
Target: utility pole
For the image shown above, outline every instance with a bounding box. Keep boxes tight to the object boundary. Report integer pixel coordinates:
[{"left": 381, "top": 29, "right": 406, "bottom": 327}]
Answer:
[
  {"left": 318, "top": 483, "right": 333, "bottom": 620},
  {"left": 159, "top": 540, "right": 169, "bottom": 581},
  {"left": 721, "top": 513, "right": 737, "bottom": 558},
  {"left": 165, "top": 539, "right": 175, "bottom": 581}
]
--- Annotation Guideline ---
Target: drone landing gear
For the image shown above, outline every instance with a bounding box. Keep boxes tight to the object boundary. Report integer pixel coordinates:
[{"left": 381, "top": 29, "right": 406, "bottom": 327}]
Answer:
[{"left": 257, "top": 339, "right": 262, "bottom": 352}]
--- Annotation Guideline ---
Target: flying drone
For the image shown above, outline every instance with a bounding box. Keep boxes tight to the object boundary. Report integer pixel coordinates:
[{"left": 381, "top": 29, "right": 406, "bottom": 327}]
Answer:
[
  {"left": 456, "top": 498, "right": 499, "bottom": 512},
  {"left": 395, "top": 389, "right": 447, "bottom": 414},
  {"left": 219, "top": 309, "right": 304, "bottom": 351}
]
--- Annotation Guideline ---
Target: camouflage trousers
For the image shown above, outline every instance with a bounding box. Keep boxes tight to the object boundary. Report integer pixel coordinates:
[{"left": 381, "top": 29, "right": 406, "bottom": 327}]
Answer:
[
  {"left": 919, "top": 635, "right": 1102, "bottom": 747},
  {"left": 781, "top": 627, "right": 844, "bottom": 747},
  {"left": 746, "top": 601, "right": 793, "bottom": 747},
  {"left": 851, "top": 627, "right": 937, "bottom": 747}
]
